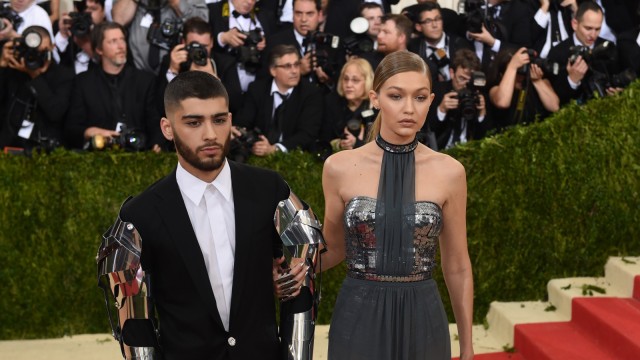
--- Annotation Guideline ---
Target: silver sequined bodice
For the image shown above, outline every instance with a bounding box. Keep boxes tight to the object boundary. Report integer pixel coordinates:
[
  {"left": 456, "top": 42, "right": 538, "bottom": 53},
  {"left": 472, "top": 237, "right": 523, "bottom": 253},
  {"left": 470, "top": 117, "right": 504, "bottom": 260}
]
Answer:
[{"left": 344, "top": 196, "right": 443, "bottom": 282}]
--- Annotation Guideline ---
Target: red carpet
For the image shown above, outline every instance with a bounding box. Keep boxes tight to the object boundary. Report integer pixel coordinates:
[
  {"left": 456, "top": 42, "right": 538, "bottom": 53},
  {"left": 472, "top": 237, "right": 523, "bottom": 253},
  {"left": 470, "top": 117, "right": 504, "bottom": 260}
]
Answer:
[{"left": 453, "top": 275, "right": 640, "bottom": 360}]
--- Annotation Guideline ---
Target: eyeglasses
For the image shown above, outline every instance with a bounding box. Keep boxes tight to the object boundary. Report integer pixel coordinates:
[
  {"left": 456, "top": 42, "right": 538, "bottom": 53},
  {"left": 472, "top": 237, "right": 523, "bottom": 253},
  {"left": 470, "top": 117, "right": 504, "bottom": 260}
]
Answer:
[
  {"left": 274, "top": 61, "right": 301, "bottom": 70},
  {"left": 418, "top": 16, "right": 442, "bottom": 26}
]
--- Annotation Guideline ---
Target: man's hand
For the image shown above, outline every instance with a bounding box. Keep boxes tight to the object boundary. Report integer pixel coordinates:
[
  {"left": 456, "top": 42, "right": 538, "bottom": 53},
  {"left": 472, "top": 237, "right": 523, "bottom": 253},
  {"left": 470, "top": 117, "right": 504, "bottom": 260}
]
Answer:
[
  {"left": 567, "top": 55, "right": 588, "bottom": 84},
  {"left": 8, "top": 55, "right": 50, "bottom": 79},
  {"left": 58, "top": 12, "right": 72, "bottom": 39},
  {"left": 508, "top": 47, "right": 530, "bottom": 71},
  {"left": 530, "top": 63, "right": 544, "bottom": 81},
  {"left": 468, "top": 25, "right": 496, "bottom": 47},
  {"left": 477, "top": 94, "right": 486, "bottom": 117},
  {"left": 0, "top": 19, "right": 16, "bottom": 41},
  {"left": 539, "top": 0, "right": 550, "bottom": 12},
  {"left": 314, "top": 65, "right": 330, "bottom": 83},
  {"left": 257, "top": 36, "right": 266, "bottom": 51},
  {"left": 273, "top": 256, "right": 309, "bottom": 301},
  {"left": 230, "top": 126, "right": 242, "bottom": 140},
  {"left": 251, "top": 135, "right": 276, "bottom": 156},
  {"left": 169, "top": 43, "right": 188, "bottom": 74},
  {"left": 300, "top": 52, "right": 313, "bottom": 75},
  {"left": 220, "top": 28, "right": 247, "bottom": 48},
  {"left": 84, "top": 126, "right": 120, "bottom": 140},
  {"left": 605, "top": 87, "right": 623, "bottom": 96},
  {"left": 0, "top": 40, "right": 13, "bottom": 68},
  {"left": 439, "top": 91, "right": 459, "bottom": 113},
  {"left": 561, "top": 0, "right": 577, "bottom": 12},
  {"left": 339, "top": 129, "right": 358, "bottom": 150}
]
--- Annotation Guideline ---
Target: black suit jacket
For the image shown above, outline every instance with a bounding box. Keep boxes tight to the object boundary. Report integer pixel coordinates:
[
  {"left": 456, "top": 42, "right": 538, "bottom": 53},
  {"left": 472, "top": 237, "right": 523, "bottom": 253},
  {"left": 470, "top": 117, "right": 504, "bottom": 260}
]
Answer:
[
  {"left": 408, "top": 33, "right": 474, "bottom": 83},
  {"left": 324, "top": 0, "right": 400, "bottom": 39},
  {"left": 401, "top": 4, "right": 466, "bottom": 38},
  {"left": 64, "top": 65, "right": 162, "bottom": 149},
  {"left": 617, "top": 28, "right": 640, "bottom": 75},
  {"left": 235, "top": 77, "right": 323, "bottom": 151},
  {"left": 547, "top": 36, "right": 610, "bottom": 105},
  {"left": 119, "top": 162, "right": 289, "bottom": 360},
  {"left": 530, "top": 4, "right": 574, "bottom": 55}
]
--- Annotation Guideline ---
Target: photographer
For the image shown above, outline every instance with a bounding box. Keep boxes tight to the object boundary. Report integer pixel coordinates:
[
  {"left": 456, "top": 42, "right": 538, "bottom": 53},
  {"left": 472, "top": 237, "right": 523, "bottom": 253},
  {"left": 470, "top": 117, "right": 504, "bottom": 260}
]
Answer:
[
  {"left": 488, "top": 47, "right": 559, "bottom": 130},
  {"left": 234, "top": 44, "right": 322, "bottom": 157},
  {"left": 208, "top": 0, "right": 274, "bottom": 95},
  {"left": 0, "top": 26, "right": 74, "bottom": 151},
  {"left": 428, "top": 48, "right": 487, "bottom": 150},
  {"left": 547, "top": 1, "right": 626, "bottom": 105},
  {"left": 361, "top": 13, "right": 412, "bottom": 71},
  {"left": 342, "top": 3, "right": 383, "bottom": 59},
  {"left": 54, "top": 0, "right": 106, "bottom": 74},
  {"left": 161, "top": 16, "right": 216, "bottom": 81},
  {"left": 111, "top": 0, "right": 208, "bottom": 74},
  {"left": 0, "top": 0, "right": 53, "bottom": 41},
  {"left": 64, "top": 22, "right": 163, "bottom": 152},
  {"left": 321, "top": 58, "right": 375, "bottom": 152},
  {"left": 402, "top": 0, "right": 466, "bottom": 38},
  {"left": 408, "top": 2, "right": 473, "bottom": 83},
  {"left": 324, "top": 0, "right": 399, "bottom": 40},
  {"left": 531, "top": 0, "right": 576, "bottom": 58}
]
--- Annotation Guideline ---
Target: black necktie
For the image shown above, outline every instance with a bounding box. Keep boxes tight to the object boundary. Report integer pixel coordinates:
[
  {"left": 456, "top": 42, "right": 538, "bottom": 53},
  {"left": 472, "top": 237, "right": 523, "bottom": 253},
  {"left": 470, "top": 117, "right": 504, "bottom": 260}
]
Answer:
[
  {"left": 488, "top": 5, "right": 501, "bottom": 20},
  {"left": 268, "top": 92, "right": 288, "bottom": 144},
  {"left": 232, "top": 10, "right": 250, "bottom": 19}
]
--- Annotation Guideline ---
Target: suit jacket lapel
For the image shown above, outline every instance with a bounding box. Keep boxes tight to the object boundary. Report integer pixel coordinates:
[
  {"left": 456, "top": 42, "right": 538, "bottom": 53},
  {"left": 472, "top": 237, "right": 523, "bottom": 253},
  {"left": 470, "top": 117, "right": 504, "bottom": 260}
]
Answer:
[{"left": 153, "top": 169, "right": 226, "bottom": 330}]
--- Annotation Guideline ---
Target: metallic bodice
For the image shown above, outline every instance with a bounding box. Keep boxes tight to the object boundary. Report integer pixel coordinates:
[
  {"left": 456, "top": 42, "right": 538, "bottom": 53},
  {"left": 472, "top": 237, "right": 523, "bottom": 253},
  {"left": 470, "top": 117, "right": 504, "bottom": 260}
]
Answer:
[{"left": 344, "top": 196, "right": 443, "bottom": 282}]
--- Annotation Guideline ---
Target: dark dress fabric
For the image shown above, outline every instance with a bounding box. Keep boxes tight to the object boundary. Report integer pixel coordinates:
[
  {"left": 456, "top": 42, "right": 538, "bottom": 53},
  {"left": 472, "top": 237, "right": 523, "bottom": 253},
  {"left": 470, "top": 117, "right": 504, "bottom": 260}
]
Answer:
[{"left": 328, "top": 196, "right": 451, "bottom": 360}]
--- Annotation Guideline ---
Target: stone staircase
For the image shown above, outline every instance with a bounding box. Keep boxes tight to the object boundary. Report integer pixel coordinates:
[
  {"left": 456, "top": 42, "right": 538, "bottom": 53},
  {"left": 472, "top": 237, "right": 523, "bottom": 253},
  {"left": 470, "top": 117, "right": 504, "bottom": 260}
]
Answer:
[{"left": 452, "top": 256, "right": 640, "bottom": 359}]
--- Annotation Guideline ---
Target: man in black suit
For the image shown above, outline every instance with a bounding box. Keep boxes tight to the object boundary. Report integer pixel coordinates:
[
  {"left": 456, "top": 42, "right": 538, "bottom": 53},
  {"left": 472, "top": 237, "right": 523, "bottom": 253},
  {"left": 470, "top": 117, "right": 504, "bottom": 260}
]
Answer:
[
  {"left": 530, "top": 0, "right": 576, "bottom": 58},
  {"left": 362, "top": 13, "right": 413, "bottom": 71},
  {"left": 118, "top": 71, "right": 305, "bottom": 359},
  {"left": 64, "top": 22, "right": 163, "bottom": 150},
  {"left": 547, "top": 1, "right": 623, "bottom": 105},
  {"left": 54, "top": 0, "right": 105, "bottom": 74},
  {"left": 408, "top": 2, "right": 473, "bottom": 83},
  {"left": 235, "top": 44, "right": 323, "bottom": 156},
  {"left": 0, "top": 26, "right": 74, "bottom": 151},
  {"left": 402, "top": 0, "right": 466, "bottom": 38},
  {"left": 324, "top": 0, "right": 400, "bottom": 39}
]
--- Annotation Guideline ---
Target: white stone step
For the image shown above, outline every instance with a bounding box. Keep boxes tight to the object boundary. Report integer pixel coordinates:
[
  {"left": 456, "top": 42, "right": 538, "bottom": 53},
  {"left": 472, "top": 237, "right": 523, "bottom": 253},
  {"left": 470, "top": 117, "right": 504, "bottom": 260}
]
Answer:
[{"left": 605, "top": 256, "right": 640, "bottom": 297}]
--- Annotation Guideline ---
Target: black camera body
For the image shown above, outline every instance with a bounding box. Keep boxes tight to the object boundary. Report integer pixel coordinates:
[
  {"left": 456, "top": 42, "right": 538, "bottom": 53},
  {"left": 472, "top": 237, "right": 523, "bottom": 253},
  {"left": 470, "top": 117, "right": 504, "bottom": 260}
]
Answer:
[
  {"left": 236, "top": 28, "right": 263, "bottom": 73},
  {"left": 520, "top": 49, "right": 559, "bottom": 77},
  {"left": 460, "top": 0, "right": 504, "bottom": 39},
  {"left": 65, "top": 12, "right": 93, "bottom": 38},
  {"left": 90, "top": 126, "right": 147, "bottom": 152},
  {"left": 229, "top": 127, "right": 262, "bottom": 163},
  {"left": 13, "top": 31, "right": 51, "bottom": 70},
  {"left": 0, "top": 2, "right": 22, "bottom": 31},
  {"left": 455, "top": 71, "right": 486, "bottom": 122},
  {"left": 343, "top": 34, "right": 374, "bottom": 57},
  {"left": 304, "top": 31, "right": 342, "bottom": 79},
  {"left": 185, "top": 41, "right": 209, "bottom": 66},
  {"left": 345, "top": 108, "right": 377, "bottom": 138},
  {"left": 148, "top": 18, "right": 183, "bottom": 51}
]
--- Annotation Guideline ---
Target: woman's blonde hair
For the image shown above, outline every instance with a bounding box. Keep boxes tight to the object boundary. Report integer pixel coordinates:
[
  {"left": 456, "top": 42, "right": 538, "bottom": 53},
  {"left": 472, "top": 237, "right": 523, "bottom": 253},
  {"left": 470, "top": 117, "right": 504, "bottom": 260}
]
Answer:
[
  {"left": 336, "top": 58, "right": 374, "bottom": 101},
  {"left": 366, "top": 51, "right": 432, "bottom": 142}
]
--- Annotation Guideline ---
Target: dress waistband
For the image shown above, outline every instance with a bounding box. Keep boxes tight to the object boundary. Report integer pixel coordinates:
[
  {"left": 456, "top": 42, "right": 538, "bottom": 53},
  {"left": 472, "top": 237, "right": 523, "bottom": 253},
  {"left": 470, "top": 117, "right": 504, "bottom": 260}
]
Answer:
[{"left": 346, "top": 271, "right": 432, "bottom": 283}]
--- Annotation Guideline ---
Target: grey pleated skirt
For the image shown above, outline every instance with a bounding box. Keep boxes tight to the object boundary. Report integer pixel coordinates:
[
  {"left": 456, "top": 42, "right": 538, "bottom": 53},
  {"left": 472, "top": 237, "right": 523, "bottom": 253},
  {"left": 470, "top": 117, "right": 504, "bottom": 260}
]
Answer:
[{"left": 328, "top": 277, "right": 451, "bottom": 360}]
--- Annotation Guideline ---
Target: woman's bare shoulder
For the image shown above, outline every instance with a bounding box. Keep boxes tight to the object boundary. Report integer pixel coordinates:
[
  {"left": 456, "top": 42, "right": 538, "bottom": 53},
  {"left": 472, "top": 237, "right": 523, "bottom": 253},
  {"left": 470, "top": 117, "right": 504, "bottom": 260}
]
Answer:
[
  {"left": 323, "top": 145, "right": 377, "bottom": 176},
  {"left": 417, "top": 146, "right": 466, "bottom": 180}
]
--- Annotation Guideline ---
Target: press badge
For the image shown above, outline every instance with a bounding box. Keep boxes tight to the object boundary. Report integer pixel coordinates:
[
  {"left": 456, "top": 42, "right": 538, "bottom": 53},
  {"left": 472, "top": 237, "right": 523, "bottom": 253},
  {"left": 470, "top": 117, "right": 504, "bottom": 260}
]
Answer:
[
  {"left": 140, "top": 13, "right": 153, "bottom": 28},
  {"left": 18, "top": 120, "right": 34, "bottom": 139}
]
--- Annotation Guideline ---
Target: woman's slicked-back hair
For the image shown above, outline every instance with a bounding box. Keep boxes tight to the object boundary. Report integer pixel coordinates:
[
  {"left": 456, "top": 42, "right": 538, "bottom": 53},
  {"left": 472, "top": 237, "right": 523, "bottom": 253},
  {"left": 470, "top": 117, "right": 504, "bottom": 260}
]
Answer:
[
  {"left": 164, "top": 71, "right": 229, "bottom": 115},
  {"left": 368, "top": 51, "right": 432, "bottom": 141}
]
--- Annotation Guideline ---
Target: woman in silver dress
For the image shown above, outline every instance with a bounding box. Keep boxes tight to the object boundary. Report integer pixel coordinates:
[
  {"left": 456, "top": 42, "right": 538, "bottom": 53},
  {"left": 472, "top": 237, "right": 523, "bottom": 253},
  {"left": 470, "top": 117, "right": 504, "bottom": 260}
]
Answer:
[{"left": 320, "top": 50, "right": 474, "bottom": 360}]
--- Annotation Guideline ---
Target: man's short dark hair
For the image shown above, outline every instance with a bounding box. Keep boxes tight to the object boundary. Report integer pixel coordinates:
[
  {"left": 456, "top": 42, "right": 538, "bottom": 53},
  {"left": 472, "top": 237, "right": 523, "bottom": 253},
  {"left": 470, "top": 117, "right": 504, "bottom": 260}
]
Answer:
[
  {"left": 416, "top": 2, "right": 442, "bottom": 20},
  {"left": 451, "top": 49, "right": 480, "bottom": 71},
  {"left": 182, "top": 16, "right": 211, "bottom": 41},
  {"left": 269, "top": 44, "right": 301, "bottom": 67},
  {"left": 293, "top": 0, "right": 321, "bottom": 11},
  {"left": 164, "top": 71, "right": 229, "bottom": 115},
  {"left": 359, "top": 2, "right": 383, "bottom": 15},
  {"left": 91, "top": 21, "right": 126, "bottom": 54},
  {"left": 87, "top": 0, "right": 105, "bottom": 10},
  {"left": 575, "top": 1, "right": 603, "bottom": 22},
  {"left": 382, "top": 14, "right": 413, "bottom": 42}
]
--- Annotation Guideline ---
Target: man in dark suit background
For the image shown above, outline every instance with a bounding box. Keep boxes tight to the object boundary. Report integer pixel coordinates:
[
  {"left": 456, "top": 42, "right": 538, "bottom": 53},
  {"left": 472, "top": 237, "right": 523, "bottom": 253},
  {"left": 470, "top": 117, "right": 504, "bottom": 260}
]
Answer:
[
  {"left": 324, "top": 0, "right": 400, "bottom": 39},
  {"left": 235, "top": 44, "right": 323, "bottom": 156},
  {"left": 408, "top": 2, "right": 473, "bottom": 83},
  {"left": 118, "top": 71, "right": 305, "bottom": 359}
]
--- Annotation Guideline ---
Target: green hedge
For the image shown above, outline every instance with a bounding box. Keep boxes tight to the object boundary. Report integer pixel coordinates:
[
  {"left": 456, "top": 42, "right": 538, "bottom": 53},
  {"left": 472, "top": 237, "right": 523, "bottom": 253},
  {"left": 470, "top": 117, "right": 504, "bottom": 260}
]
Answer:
[{"left": 1, "top": 83, "right": 639, "bottom": 339}]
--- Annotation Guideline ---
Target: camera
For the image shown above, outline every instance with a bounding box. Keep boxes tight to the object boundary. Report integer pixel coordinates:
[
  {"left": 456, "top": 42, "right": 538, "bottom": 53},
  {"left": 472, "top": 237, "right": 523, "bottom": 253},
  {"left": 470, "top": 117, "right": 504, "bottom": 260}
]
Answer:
[
  {"left": 228, "top": 127, "right": 262, "bottom": 163},
  {"left": 185, "top": 41, "right": 208, "bottom": 66},
  {"left": 344, "top": 108, "right": 377, "bottom": 138},
  {"left": 147, "top": 18, "right": 183, "bottom": 51},
  {"left": 520, "top": 49, "right": 559, "bottom": 77},
  {"left": 64, "top": 12, "right": 93, "bottom": 38},
  {"left": 586, "top": 68, "right": 637, "bottom": 99},
  {"left": 459, "top": 0, "right": 504, "bottom": 38},
  {"left": 13, "top": 30, "right": 51, "bottom": 70},
  {"left": 343, "top": 17, "right": 374, "bottom": 57},
  {"left": 304, "top": 31, "right": 342, "bottom": 78},
  {"left": 90, "top": 126, "right": 147, "bottom": 152},
  {"left": 455, "top": 71, "right": 485, "bottom": 122},
  {"left": 236, "top": 28, "right": 263, "bottom": 73},
  {"left": 0, "top": 2, "right": 22, "bottom": 31}
]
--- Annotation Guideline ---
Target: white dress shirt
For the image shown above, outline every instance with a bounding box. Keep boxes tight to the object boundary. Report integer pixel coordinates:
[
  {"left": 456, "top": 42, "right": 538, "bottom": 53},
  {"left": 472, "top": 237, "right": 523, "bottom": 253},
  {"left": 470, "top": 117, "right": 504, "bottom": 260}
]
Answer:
[
  {"left": 269, "top": 80, "right": 294, "bottom": 151},
  {"left": 425, "top": 35, "right": 451, "bottom": 81},
  {"left": 176, "top": 161, "right": 236, "bottom": 331},
  {"left": 17, "top": 3, "right": 53, "bottom": 39}
]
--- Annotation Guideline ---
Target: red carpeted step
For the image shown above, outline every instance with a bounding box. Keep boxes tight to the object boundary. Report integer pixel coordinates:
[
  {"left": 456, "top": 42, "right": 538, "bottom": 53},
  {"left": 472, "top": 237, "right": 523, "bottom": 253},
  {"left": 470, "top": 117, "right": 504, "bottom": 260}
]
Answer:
[
  {"left": 634, "top": 275, "right": 640, "bottom": 300},
  {"left": 514, "top": 321, "right": 617, "bottom": 360},
  {"left": 452, "top": 352, "right": 526, "bottom": 360},
  {"left": 571, "top": 297, "right": 640, "bottom": 359}
]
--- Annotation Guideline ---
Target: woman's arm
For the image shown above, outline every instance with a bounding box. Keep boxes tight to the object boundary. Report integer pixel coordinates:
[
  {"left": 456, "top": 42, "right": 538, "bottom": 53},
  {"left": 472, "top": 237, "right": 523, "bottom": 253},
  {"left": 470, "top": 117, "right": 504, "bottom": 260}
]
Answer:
[
  {"left": 439, "top": 159, "right": 474, "bottom": 360},
  {"left": 319, "top": 155, "right": 347, "bottom": 272},
  {"left": 530, "top": 64, "right": 560, "bottom": 113}
]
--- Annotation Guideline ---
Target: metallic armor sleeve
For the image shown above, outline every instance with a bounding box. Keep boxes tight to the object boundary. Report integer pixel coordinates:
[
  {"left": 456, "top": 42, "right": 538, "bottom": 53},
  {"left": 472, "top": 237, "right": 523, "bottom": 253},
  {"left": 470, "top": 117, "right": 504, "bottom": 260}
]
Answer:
[
  {"left": 274, "top": 190, "right": 325, "bottom": 360},
  {"left": 96, "top": 202, "right": 159, "bottom": 360}
]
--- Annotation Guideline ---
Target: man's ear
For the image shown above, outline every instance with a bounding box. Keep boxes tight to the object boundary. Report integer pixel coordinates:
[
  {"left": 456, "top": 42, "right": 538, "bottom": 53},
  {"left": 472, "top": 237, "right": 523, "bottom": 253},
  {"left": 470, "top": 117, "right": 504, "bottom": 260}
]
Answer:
[{"left": 160, "top": 117, "right": 173, "bottom": 141}]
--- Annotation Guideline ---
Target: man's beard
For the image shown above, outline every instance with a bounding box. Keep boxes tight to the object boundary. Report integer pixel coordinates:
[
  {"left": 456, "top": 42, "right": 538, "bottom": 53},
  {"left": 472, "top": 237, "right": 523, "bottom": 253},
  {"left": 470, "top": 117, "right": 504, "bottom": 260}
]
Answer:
[{"left": 173, "top": 131, "right": 230, "bottom": 172}]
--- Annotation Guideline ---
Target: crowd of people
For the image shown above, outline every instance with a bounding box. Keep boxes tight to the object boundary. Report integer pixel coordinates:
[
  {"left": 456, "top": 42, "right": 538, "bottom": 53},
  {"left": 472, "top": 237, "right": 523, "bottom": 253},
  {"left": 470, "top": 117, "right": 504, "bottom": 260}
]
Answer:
[{"left": 0, "top": 0, "right": 638, "bottom": 155}]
